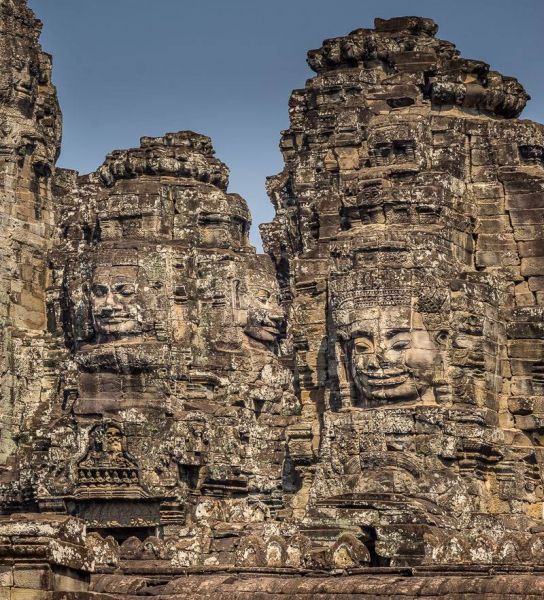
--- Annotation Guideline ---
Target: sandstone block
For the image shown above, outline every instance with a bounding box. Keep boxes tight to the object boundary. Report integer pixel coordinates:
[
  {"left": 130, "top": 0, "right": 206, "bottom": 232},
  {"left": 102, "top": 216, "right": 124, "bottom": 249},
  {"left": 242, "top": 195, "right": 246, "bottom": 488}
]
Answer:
[{"left": 521, "top": 257, "right": 544, "bottom": 276}]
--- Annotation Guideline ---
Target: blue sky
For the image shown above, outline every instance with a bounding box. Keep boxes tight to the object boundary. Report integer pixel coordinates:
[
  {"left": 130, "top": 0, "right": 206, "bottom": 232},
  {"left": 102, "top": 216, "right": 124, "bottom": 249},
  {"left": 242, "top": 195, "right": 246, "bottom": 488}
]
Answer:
[{"left": 29, "top": 0, "right": 544, "bottom": 251}]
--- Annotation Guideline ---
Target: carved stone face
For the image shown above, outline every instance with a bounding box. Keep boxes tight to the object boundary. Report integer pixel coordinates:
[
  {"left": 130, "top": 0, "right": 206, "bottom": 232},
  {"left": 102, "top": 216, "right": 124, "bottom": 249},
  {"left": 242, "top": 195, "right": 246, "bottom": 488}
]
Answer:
[
  {"left": 244, "top": 285, "right": 284, "bottom": 343},
  {"left": 0, "top": 45, "right": 38, "bottom": 111},
  {"left": 347, "top": 306, "right": 439, "bottom": 404},
  {"left": 198, "top": 212, "right": 248, "bottom": 248},
  {"left": 90, "top": 266, "right": 141, "bottom": 337},
  {"left": 104, "top": 426, "right": 123, "bottom": 456},
  {"left": 11, "top": 56, "right": 37, "bottom": 108}
]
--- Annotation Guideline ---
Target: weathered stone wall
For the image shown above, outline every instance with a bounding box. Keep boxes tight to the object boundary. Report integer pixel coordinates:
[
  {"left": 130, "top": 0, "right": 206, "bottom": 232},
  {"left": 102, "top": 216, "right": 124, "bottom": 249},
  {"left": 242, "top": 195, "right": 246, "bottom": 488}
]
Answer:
[
  {"left": 0, "top": 0, "right": 61, "bottom": 502},
  {"left": 0, "top": 514, "right": 97, "bottom": 598}
]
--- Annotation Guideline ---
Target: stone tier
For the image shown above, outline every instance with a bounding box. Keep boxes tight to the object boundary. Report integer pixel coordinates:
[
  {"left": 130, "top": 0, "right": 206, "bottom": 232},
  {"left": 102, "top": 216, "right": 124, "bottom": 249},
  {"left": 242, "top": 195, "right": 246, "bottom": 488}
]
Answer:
[
  {"left": 307, "top": 16, "right": 528, "bottom": 118},
  {"left": 97, "top": 131, "right": 230, "bottom": 190}
]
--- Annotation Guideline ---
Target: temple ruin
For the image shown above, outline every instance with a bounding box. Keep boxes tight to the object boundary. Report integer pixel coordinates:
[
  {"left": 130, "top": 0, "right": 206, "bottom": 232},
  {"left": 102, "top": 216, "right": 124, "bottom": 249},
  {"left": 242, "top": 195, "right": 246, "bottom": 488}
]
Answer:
[{"left": 1, "top": 2, "right": 544, "bottom": 597}]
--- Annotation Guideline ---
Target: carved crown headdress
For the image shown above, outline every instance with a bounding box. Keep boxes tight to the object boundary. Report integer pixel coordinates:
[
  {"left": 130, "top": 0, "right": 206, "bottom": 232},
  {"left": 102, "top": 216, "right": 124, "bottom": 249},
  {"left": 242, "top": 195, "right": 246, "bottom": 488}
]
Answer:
[{"left": 330, "top": 268, "right": 448, "bottom": 318}]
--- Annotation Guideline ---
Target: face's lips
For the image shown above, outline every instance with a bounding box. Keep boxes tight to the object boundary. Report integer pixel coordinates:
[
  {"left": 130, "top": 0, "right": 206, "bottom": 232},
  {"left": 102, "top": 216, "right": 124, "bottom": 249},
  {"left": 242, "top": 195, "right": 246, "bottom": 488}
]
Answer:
[
  {"left": 261, "top": 325, "right": 280, "bottom": 334},
  {"left": 14, "top": 84, "right": 33, "bottom": 96},
  {"left": 98, "top": 314, "right": 133, "bottom": 323},
  {"left": 245, "top": 324, "right": 280, "bottom": 343},
  {"left": 360, "top": 368, "right": 410, "bottom": 387},
  {"left": 367, "top": 375, "right": 408, "bottom": 387}
]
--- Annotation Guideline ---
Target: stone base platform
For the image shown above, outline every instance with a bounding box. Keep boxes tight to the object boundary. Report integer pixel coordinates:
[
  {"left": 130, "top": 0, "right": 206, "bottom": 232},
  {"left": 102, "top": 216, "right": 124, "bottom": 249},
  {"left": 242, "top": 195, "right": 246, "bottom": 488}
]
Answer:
[{"left": 90, "top": 567, "right": 544, "bottom": 599}]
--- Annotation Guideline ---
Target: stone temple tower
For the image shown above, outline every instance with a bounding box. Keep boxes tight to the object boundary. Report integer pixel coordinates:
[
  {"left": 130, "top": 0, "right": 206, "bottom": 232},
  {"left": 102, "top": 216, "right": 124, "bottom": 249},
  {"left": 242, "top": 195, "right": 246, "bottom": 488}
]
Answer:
[
  {"left": 262, "top": 15, "right": 544, "bottom": 566},
  {"left": 0, "top": 0, "right": 61, "bottom": 491}
]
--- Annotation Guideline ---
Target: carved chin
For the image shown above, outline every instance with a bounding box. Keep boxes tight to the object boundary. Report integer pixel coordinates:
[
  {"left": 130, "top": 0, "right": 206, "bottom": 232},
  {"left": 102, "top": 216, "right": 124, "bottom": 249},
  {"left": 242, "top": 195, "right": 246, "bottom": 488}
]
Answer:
[{"left": 244, "top": 326, "right": 279, "bottom": 343}]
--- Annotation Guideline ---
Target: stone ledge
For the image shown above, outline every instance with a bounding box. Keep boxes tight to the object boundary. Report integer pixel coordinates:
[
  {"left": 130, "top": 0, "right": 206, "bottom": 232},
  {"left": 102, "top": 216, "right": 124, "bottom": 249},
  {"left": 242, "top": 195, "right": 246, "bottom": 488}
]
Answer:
[{"left": 89, "top": 572, "right": 544, "bottom": 599}]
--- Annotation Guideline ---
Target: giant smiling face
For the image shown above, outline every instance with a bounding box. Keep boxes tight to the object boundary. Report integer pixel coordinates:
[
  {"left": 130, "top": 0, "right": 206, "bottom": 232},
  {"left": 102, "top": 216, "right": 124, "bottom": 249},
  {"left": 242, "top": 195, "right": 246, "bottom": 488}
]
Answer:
[
  {"left": 90, "top": 265, "right": 142, "bottom": 337},
  {"left": 244, "top": 284, "right": 284, "bottom": 344},
  {"left": 347, "top": 305, "right": 439, "bottom": 404}
]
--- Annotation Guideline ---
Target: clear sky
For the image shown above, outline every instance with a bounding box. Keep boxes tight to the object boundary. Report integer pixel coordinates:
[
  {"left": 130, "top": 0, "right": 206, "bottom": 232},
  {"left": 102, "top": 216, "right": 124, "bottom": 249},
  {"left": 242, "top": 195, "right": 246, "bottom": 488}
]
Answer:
[{"left": 29, "top": 0, "right": 544, "bottom": 251}]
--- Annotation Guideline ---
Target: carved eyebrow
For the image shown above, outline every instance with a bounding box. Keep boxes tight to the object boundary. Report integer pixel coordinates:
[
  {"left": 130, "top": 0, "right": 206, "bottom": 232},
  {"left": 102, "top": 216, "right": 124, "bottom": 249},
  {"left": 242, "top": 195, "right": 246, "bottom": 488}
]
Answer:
[
  {"left": 351, "top": 331, "right": 373, "bottom": 340},
  {"left": 385, "top": 327, "right": 411, "bottom": 339}
]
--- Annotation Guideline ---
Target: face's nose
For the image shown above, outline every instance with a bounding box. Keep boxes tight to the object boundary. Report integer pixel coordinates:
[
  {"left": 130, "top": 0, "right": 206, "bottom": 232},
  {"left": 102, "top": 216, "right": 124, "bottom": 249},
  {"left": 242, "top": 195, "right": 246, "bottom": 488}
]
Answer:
[
  {"left": 363, "top": 345, "right": 389, "bottom": 370},
  {"left": 269, "top": 311, "right": 284, "bottom": 324},
  {"left": 365, "top": 352, "right": 380, "bottom": 370},
  {"left": 100, "top": 288, "right": 123, "bottom": 313},
  {"left": 100, "top": 305, "right": 114, "bottom": 317},
  {"left": 105, "top": 289, "right": 116, "bottom": 305}
]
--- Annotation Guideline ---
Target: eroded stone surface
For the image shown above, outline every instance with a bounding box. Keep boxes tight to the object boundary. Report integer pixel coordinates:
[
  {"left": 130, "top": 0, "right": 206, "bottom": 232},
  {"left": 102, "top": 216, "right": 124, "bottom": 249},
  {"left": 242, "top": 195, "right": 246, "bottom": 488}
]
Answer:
[
  {"left": 0, "top": 0, "right": 61, "bottom": 487},
  {"left": 1, "top": 4, "right": 544, "bottom": 598}
]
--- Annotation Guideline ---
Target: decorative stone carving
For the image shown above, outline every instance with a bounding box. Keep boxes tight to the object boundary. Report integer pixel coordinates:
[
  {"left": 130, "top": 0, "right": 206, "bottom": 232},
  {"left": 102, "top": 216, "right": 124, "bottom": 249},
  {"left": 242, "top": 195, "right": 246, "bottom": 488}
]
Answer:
[
  {"left": 0, "top": 0, "right": 61, "bottom": 471},
  {"left": 235, "top": 535, "right": 265, "bottom": 567},
  {"left": 265, "top": 535, "right": 288, "bottom": 567},
  {"left": 90, "top": 266, "right": 143, "bottom": 338},
  {"left": 21, "top": 127, "right": 295, "bottom": 546},
  {"left": 76, "top": 424, "right": 142, "bottom": 498},
  {"left": 331, "top": 534, "right": 371, "bottom": 569}
]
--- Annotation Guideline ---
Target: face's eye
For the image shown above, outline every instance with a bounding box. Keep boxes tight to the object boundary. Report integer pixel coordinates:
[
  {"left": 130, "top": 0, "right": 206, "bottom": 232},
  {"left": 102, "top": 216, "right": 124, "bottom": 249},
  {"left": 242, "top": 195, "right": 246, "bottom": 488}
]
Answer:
[
  {"left": 390, "top": 340, "right": 411, "bottom": 351},
  {"left": 435, "top": 330, "right": 449, "bottom": 345},
  {"left": 199, "top": 213, "right": 227, "bottom": 227},
  {"left": 453, "top": 334, "right": 470, "bottom": 349},
  {"left": 91, "top": 284, "right": 108, "bottom": 297},
  {"left": 114, "top": 284, "right": 136, "bottom": 296},
  {"left": 352, "top": 338, "right": 373, "bottom": 354},
  {"left": 255, "top": 290, "right": 270, "bottom": 304}
]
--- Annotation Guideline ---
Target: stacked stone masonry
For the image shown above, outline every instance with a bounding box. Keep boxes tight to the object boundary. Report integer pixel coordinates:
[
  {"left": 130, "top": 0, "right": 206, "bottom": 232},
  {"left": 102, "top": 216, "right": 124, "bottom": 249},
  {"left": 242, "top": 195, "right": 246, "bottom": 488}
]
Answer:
[{"left": 0, "top": 2, "right": 544, "bottom": 597}]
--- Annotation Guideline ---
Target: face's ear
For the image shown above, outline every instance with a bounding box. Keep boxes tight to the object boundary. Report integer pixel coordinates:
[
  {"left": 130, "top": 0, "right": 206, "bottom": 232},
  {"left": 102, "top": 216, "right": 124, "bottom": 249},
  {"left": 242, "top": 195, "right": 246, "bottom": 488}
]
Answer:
[
  {"left": 335, "top": 328, "right": 351, "bottom": 344},
  {"left": 434, "top": 329, "right": 449, "bottom": 347}
]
